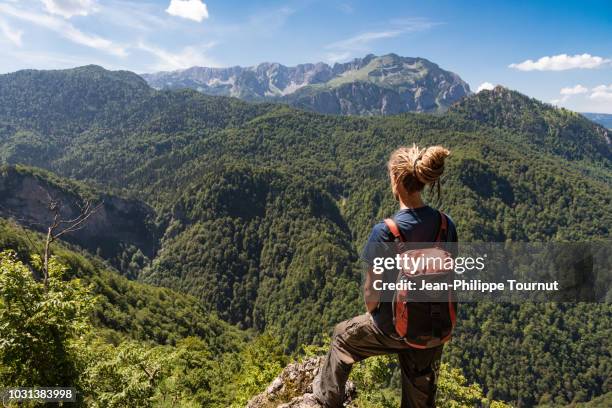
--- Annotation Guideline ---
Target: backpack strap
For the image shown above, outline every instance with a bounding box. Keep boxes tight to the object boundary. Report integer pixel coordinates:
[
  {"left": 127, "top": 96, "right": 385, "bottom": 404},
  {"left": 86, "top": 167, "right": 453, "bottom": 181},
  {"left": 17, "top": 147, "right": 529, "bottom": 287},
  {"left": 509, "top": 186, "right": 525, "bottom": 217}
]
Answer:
[
  {"left": 434, "top": 211, "right": 448, "bottom": 243},
  {"left": 384, "top": 218, "right": 405, "bottom": 242},
  {"left": 386, "top": 212, "right": 448, "bottom": 243}
]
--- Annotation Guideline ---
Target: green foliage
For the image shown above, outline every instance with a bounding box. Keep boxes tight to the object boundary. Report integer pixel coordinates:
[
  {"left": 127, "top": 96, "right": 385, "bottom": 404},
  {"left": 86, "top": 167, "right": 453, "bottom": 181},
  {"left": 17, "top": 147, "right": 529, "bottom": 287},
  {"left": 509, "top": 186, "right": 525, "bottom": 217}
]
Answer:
[
  {"left": 83, "top": 336, "right": 226, "bottom": 408},
  {"left": 228, "top": 333, "right": 288, "bottom": 407},
  {"left": 0, "top": 251, "right": 94, "bottom": 389},
  {"left": 566, "top": 391, "right": 612, "bottom": 407},
  {"left": 350, "top": 355, "right": 399, "bottom": 408},
  {"left": 445, "top": 302, "right": 612, "bottom": 405},
  {"left": 437, "top": 363, "right": 512, "bottom": 408},
  {"left": 0, "top": 65, "right": 152, "bottom": 137},
  {"left": 0, "top": 242, "right": 282, "bottom": 408}
]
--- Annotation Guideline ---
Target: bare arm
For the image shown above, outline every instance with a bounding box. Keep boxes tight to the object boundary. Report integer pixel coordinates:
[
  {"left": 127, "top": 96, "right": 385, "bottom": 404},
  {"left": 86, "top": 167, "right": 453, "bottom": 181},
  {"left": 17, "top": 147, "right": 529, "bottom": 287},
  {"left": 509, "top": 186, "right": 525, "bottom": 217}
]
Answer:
[{"left": 363, "top": 267, "right": 380, "bottom": 313}]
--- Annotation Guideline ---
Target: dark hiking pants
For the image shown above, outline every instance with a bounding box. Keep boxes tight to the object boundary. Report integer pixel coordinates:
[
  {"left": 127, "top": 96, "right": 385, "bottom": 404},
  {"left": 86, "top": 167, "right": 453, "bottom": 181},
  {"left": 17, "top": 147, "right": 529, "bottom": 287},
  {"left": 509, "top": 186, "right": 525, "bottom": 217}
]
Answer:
[{"left": 313, "top": 313, "right": 443, "bottom": 408}]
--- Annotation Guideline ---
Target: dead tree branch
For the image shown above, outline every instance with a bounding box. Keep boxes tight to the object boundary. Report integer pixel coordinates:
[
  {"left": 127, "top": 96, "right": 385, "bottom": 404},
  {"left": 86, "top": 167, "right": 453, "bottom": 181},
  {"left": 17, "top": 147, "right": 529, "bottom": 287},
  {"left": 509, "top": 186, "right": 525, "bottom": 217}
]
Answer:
[{"left": 42, "top": 197, "right": 103, "bottom": 288}]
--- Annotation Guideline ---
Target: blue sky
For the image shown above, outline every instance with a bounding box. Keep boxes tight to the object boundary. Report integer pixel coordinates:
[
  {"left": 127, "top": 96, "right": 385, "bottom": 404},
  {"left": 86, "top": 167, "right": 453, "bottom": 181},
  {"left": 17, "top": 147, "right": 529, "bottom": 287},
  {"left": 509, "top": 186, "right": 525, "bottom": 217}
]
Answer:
[{"left": 0, "top": 0, "right": 611, "bottom": 113}]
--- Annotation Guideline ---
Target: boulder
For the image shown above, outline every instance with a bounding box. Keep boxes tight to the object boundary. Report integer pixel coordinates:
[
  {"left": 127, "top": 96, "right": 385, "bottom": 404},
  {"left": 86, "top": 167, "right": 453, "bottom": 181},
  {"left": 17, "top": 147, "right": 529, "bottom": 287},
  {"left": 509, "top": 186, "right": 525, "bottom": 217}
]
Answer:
[{"left": 247, "top": 356, "right": 356, "bottom": 408}]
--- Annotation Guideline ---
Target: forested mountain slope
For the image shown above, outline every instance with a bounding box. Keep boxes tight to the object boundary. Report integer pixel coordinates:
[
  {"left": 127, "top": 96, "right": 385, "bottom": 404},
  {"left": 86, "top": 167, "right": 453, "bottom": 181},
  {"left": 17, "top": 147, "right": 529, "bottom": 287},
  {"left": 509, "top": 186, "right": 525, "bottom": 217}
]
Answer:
[
  {"left": 0, "top": 219, "right": 294, "bottom": 407},
  {"left": 0, "top": 218, "right": 245, "bottom": 352},
  {"left": 0, "top": 65, "right": 610, "bottom": 406},
  {"left": 450, "top": 86, "right": 611, "bottom": 163}
]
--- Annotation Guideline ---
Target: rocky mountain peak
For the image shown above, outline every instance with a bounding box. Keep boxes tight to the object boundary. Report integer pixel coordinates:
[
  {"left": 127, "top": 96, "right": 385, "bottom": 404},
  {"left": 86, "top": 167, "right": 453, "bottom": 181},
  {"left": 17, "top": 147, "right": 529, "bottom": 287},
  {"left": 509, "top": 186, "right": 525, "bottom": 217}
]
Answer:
[{"left": 141, "top": 54, "right": 471, "bottom": 115}]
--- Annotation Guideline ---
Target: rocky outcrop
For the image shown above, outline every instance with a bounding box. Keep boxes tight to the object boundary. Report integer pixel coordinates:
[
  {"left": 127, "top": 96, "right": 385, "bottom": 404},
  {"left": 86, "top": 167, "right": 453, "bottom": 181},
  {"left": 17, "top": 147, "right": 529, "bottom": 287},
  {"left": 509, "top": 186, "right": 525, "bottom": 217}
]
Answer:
[
  {"left": 247, "top": 357, "right": 356, "bottom": 408},
  {"left": 141, "top": 54, "right": 471, "bottom": 115}
]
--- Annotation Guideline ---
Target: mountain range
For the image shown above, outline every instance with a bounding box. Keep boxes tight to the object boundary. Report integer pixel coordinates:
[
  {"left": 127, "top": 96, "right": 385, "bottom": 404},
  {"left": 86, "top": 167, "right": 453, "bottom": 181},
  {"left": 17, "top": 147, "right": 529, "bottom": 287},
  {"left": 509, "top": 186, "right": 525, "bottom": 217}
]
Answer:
[
  {"left": 141, "top": 53, "right": 471, "bottom": 115},
  {"left": 582, "top": 112, "right": 612, "bottom": 129},
  {"left": 0, "top": 64, "right": 610, "bottom": 406}
]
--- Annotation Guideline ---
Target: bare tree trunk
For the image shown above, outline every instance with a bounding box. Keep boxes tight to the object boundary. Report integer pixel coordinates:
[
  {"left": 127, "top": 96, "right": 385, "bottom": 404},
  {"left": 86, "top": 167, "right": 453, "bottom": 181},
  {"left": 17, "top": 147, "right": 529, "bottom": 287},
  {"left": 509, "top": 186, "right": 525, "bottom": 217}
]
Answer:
[
  {"left": 40, "top": 197, "right": 102, "bottom": 290},
  {"left": 43, "top": 226, "right": 52, "bottom": 289}
]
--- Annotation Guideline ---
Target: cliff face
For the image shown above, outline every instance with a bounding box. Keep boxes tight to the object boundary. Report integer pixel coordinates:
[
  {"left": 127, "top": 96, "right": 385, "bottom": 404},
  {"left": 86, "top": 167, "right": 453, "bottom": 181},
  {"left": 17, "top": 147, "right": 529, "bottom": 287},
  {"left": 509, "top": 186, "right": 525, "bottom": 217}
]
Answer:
[
  {"left": 142, "top": 54, "right": 471, "bottom": 114},
  {"left": 0, "top": 165, "right": 159, "bottom": 268}
]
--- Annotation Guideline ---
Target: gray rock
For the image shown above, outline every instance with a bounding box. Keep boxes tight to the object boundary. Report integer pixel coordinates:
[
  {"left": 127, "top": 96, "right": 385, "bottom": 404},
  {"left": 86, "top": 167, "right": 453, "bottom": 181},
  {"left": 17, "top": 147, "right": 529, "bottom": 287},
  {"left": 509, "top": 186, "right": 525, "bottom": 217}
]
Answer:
[{"left": 247, "top": 357, "right": 356, "bottom": 408}]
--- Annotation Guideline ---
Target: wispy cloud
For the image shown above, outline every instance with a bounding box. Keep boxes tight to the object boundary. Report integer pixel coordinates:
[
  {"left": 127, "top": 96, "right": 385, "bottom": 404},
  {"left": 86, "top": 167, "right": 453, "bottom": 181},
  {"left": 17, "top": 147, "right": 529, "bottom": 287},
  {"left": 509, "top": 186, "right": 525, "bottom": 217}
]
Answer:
[
  {"left": 166, "top": 0, "right": 209, "bottom": 23},
  {"left": 510, "top": 53, "right": 611, "bottom": 71},
  {"left": 0, "top": 18, "right": 23, "bottom": 46},
  {"left": 324, "top": 18, "right": 439, "bottom": 60},
  {"left": 40, "top": 0, "right": 98, "bottom": 19},
  {"left": 97, "top": 1, "right": 173, "bottom": 32},
  {"left": 0, "top": 3, "right": 127, "bottom": 56},
  {"left": 138, "top": 41, "right": 217, "bottom": 71},
  {"left": 327, "top": 30, "right": 404, "bottom": 51}
]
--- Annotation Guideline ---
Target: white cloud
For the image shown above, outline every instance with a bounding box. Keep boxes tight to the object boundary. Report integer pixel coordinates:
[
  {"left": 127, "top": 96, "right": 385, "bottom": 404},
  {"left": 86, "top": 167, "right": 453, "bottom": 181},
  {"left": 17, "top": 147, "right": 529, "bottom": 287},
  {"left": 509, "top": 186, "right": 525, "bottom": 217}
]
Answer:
[
  {"left": 138, "top": 41, "right": 217, "bottom": 71},
  {"left": 550, "top": 84, "right": 612, "bottom": 113},
  {"left": 166, "top": 0, "right": 209, "bottom": 23},
  {"left": 552, "top": 84, "right": 589, "bottom": 104},
  {"left": 40, "top": 0, "right": 97, "bottom": 19},
  {"left": 592, "top": 84, "right": 612, "bottom": 92},
  {"left": 476, "top": 82, "right": 495, "bottom": 92},
  {"left": 509, "top": 53, "right": 611, "bottom": 71},
  {"left": 590, "top": 84, "right": 612, "bottom": 101},
  {"left": 325, "top": 51, "right": 352, "bottom": 64},
  {"left": 560, "top": 84, "right": 588, "bottom": 95},
  {"left": 0, "top": 18, "right": 22, "bottom": 46},
  {"left": 0, "top": 3, "right": 126, "bottom": 56}
]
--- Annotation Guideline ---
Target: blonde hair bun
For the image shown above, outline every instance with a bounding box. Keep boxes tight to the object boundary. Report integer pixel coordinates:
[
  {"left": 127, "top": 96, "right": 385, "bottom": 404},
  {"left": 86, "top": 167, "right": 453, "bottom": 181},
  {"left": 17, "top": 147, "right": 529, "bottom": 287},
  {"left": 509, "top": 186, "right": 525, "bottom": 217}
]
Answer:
[
  {"left": 388, "top": 144, "right": 450, "bottom": 193},
  {"left": 414, "top": 145, "right": 450, "bottom": 185}
]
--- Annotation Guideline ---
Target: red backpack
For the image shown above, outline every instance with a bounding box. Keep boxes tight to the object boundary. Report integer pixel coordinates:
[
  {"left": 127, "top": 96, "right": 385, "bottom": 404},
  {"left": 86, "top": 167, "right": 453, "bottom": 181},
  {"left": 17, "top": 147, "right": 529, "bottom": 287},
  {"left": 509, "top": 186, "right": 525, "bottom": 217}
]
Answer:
[{"left": 383, "top": 211, "right": 457, "bottom": 349}]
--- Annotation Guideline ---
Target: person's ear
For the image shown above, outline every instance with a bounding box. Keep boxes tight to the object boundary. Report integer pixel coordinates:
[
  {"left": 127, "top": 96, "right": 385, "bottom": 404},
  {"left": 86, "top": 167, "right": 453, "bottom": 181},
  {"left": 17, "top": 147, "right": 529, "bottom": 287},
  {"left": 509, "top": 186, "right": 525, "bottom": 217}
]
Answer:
[{"left": 390, "top": 174, "right": 398, "bottom": 197}]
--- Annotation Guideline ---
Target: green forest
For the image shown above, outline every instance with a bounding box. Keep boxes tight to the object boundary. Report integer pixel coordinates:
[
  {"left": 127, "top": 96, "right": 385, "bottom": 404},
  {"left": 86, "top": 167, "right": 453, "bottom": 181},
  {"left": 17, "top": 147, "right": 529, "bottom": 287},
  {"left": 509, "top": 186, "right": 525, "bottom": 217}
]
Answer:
[{"left": 0, "top": 66, "right": 610, "bottom": 406}]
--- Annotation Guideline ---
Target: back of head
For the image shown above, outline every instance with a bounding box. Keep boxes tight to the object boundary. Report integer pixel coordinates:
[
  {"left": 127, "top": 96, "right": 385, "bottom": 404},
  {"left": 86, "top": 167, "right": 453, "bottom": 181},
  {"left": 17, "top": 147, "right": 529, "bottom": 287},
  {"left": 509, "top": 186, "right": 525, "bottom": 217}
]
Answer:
[{"left": 388, "top": 144, "right": 450, "bottom": 194}]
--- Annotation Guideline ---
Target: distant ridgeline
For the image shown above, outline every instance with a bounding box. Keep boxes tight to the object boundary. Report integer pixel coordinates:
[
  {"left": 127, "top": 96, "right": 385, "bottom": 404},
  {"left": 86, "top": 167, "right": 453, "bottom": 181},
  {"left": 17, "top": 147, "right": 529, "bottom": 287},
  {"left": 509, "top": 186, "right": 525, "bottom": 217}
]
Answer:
[
  {"left": 0, "top": 64, "right": 610, "bottom": 406},
  {"left": 141, "top": 53, "right": 471, "bottom": 115},
  {"left": 582, "top": 112, "right": 612, "bottom": 129}
]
